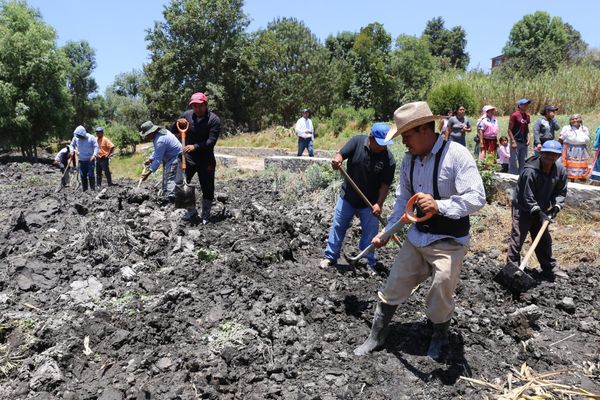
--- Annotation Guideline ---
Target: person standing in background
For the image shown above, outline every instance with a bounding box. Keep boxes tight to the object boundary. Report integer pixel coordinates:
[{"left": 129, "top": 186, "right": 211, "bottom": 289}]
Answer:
[
  {"left": 533, "top": 105, "right": 560, "bottom": 155},
  {"left": 508, "top": 99, "right": 532, "bottom": 175},
  {"left": 477, "top": 105, "right": 499, "bottom": 160},
  {"left": 559, "top": 114, "right": 590, "bottom": 182},
  {"left": 497, "top": 136, "right": 510, "bottom": 173},
  {"left": 445, "top": 105, "right": 471, "bottom": 146},
  {"left": 590, "top": 126, "right": 600, "bottom": 186},
  {"left": 95, "top": 127, "right": 115, "bottom": 187},
  {"left": 296, "top": 108, "right": 314, "bottom": 157}
]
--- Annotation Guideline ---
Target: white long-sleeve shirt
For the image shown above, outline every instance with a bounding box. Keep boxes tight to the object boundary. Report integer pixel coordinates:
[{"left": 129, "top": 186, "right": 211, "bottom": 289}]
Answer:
[
  {"left": 385, "top": 135, "right": 486, "bottom": 247},
  {"left": 295, "top": 117, "right": 314, "bottom": 139},
  {"left": 559, "top": 125, "right": 590, "bottom": 145}
]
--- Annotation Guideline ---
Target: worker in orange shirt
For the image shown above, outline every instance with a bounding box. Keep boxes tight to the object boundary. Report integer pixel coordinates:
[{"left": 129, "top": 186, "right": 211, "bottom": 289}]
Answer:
[{"left": 95, "top": 127, "right": 115, "bottom": 187}]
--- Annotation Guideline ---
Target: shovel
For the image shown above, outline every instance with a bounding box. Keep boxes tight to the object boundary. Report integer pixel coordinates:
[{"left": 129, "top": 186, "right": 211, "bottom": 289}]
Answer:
[
  {"left": 174, "top": 119, "right": 197, "bottom": 209},
  {"left": 55, "top": 156, "right": 74, "bottom": 193},
  {"left": 344, "top": 194, "right": 433, "bottom": 267},
  {"left": 493, "top": 219, "right": 550, "bottom": 293},
  {"left": 337, "top": 167, "right": 401, "bottom": 246}
]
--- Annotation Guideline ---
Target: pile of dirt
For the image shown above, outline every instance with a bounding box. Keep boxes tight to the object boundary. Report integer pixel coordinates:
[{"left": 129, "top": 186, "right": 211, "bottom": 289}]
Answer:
[{"left": 0, "top": 162, "right": 598, "bottom": 399}]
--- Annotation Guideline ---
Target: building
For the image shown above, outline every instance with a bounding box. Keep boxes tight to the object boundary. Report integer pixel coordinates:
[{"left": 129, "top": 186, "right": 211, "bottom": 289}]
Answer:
[{"left": 491, "top": 54, "right": 508, "bottom": 69}]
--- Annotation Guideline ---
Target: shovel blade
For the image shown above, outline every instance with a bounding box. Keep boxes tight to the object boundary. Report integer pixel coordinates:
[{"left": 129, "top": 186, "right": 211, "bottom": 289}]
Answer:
[
  {"left": 493, "top": 262, "right": 537, "bottom": 293},
  {"left": 174, "top": 183, "right": 196, "bottom": 209}
]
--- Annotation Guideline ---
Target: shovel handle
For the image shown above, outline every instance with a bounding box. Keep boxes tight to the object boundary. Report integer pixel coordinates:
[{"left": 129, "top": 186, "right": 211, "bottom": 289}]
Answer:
[
  {"left": 177, "top": 119, "right": 189, "bottom": 171},
  {"left": 404, "top": 194, "right": 434, "bottom": 223},
  {"left": 519, "top": 219, "right": 550, "bottom": 270}
]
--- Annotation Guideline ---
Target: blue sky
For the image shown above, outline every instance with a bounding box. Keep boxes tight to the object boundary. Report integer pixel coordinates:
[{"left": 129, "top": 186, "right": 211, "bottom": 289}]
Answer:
[{"left": 27, "top": 0, "right": 600, "bottom": 93}]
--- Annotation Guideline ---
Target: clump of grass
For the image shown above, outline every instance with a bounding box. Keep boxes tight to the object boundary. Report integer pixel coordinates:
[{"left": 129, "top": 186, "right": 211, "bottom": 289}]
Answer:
[
  {"left": 197, "top": 248, "right": 219, "bottom": 263},
  {"left": 0, "top": 320, "right": 36, "bottom": 377}
]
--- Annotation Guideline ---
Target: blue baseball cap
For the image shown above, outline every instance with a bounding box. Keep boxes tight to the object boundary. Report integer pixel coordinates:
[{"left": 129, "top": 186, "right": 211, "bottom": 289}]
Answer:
[
  {"left": 370, "top": 122, "right": 393, "bottom": 146},
  {"left": 517, "top": 98, "right": 532, "bottom": 106},
  {"left": 95, "top": 127, "right": 104, "bottom": 133},
  {"left": 541, "top": 140, "right": 562, "bottom": 154}
]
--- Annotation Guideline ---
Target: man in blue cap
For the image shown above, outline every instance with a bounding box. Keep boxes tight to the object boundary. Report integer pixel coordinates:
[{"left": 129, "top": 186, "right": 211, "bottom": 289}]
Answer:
[
  {"left": 320, "top": 122, "right": 396, "bottom": 270},
  {"left": 508, "top": 98, "right": 532, "bottom": 175},
  {"left": 295, "top": 108, "right": 314, "bottom": 157},
  {"left": 507, "top": 140, "right": 568, "bottom": 281}
]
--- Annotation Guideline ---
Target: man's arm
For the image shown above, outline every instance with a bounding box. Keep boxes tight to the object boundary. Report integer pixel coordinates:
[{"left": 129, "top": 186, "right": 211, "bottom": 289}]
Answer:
[
  {"left": 384, "top": 157, "right": 411, "bottom": 232},
  {"left": 445, "top": 120, "right": 452, "bottom": 141},
  {"left": 533, "top": 119, "right": 542, "bottom": 148},
  {"left": 149, "top": 138, "right": 166, "bottom": 172},
  {"left": 92, "top": 137, "right": 99, "bottom": 158},
  {"left": 195, "top": 117, "right": 221, "bottom": 151},
  {"left": 436, "top": 150, "right": 486, "bottom": 218},
  {"left": 519, "top": 169, "right": 541, "bottom": 213},
  {"left": 550, "top": 172, "right": 567, "bottom": 211},
  {"left": 295, "top": 119, "right": 304, "bottom": 138},
  {"left": 507, "top": 115, "right": 517, "bottom": 147}
]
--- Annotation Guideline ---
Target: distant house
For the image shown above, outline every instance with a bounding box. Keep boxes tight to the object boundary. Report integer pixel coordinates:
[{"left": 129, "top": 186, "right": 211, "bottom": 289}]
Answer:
[{"left": 491, "top": 54, "right": 507, "bottom": 69}]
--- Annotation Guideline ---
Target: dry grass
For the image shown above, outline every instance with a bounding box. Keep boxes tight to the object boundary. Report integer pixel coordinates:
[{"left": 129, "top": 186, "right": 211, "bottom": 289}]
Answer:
[{"left": 470, "top": 200, "right": 600, "bottom": 267}]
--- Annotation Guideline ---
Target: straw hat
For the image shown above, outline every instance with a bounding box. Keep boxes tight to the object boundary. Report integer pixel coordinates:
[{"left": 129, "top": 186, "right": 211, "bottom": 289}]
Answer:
[{"left": 385, "top": 102, "right": 443, "bottom": 142}]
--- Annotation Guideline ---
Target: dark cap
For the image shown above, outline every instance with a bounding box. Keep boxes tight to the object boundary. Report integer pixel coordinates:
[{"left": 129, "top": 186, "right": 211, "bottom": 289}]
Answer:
[
  {"left": 517, "top": 98, "right": 532, "bottom": 106},
  {"left": 301, "top": 108, "right": 310, "bottom": 114},
  {"left": 95, "top": 126, "right": 104, "bottom": 133},
  {"left": 541, "top": 105, "right": 558, "bottom": 115}
]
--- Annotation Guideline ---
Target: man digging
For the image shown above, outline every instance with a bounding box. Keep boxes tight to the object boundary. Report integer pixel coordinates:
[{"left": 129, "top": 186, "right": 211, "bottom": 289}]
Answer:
[
  {"left": 354, "top": 102, "right": 486, "bottom": 361},
  {"left": 506, "top": 140, "right": 568, "bottom": 282},
  {"left": 70, "top": 125, "right": 99, "bottom": 192},
  {"left": 173, "top": 92, "right": 221, "bottom": 224},
  {"left": 139, "top": 121, "right": 183, "bottom": 204},
  {"left": 320, "top": 122, "right": 396, "bottom": 271}
]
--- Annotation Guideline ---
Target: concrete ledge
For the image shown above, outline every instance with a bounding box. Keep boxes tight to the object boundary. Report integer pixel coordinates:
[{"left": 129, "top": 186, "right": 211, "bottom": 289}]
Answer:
[
  {"left": 215, "top": 154, "right": 238, "bottom": 168},
  {"left": 495, "top": 172, "right": 600, "bottom": 210},
  {"left": 264, "top": 156, "right": 330, "bottom": 172},
  {"left": 215, "top": 146, "right": 288, "bottom": 158}
]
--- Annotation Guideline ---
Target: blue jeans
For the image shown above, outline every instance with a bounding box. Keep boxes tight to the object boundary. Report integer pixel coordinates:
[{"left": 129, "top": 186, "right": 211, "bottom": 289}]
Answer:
[
  {"left": 79, "top": 159, "right": 95, "bottom": 191},
  {"left": 164, "top": 156, "right": 180, "bottom": 202},
  {"left": 509, "top": 141, "right": 528, "bottom": 175},
  {"left": 324, "top": 197, "right": 379, "bottom": 267},
  {"left": 297, "top": 138, "right": 314, "bottom": 157}
]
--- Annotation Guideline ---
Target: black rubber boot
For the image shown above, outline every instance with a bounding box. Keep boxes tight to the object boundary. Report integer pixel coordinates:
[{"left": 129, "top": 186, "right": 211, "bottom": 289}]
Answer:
[
  {"left": 81, "top": 178, "right": 88, "bottom": 192},
  {"left": 89, "top": 177, "right": 96, "bottom": 191},
  {"left": 201, "top": 199, "right": 213, "bottom": 225},
  {"left": 427, "top": 320, "right": 450, "bottom": 361},
  {"left": 354, "top": 302, "right": 398, "bottom": 356}
]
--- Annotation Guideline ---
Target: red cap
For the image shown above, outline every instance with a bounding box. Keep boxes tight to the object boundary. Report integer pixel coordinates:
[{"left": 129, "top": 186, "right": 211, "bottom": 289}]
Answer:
[{"left": 189, "top": 92, "right": 208, "bottom": 105}]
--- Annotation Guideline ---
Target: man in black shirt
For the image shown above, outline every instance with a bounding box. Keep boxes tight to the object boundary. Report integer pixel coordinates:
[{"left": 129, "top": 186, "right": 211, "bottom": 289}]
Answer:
[
  {"left": 320, "top": 123, "right": 396, "bottom": 270},
  {"left": 174, "top": 92, "right": 221, "bottom": 224}
]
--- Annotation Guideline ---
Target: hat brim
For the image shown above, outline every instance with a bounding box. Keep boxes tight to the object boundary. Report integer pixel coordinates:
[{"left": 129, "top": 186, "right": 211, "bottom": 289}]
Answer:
[
  {"left": 139, "top": 125, "right": 160, "bottom": 138},
  {"left": 541, "top": 149, "right": 562, "bottom": 155},
  {"left": 374, "top": 137, "right": 393, "bottom": 146},
  {"left": 385, "top": 115, "right": 442, "bottom": 142},
  {"left": 189, "top": 100, "right": 207, "bottom": 105}
]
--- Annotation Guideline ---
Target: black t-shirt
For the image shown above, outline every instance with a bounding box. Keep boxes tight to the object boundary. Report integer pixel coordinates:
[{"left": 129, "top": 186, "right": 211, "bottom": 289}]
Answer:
[
  {"left": 172, "top": 109, "right": 221, "bottom": 166},
  {"left": 339, "top": 135, "right": 396, "bottom": 208}
]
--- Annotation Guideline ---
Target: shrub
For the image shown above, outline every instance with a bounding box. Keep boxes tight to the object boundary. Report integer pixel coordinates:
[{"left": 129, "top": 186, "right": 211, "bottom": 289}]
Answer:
[
  {"left": 305, "top": 164, "right": 339, "bottom": 191},
  {"left": 427, "top": 80, "right": 478, "bottom": 116},
  {"left": 110, "top": 123, "right": 140, "bottom": 154},
  {"left": 477, "top": 155, "right": 501, "bottom": 203},
  {"left": 329, "top": 107, "right": 375, "bottom": 136}
]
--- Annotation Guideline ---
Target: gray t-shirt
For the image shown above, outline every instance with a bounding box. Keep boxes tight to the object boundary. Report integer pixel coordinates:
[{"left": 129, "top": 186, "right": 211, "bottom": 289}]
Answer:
[{"left": 447, "top": 116, "right": 470, "bottom": 138}]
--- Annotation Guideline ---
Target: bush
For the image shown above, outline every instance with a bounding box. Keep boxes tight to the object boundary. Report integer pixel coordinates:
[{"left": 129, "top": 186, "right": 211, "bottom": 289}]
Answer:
[
  {"left": 329, "top": 107, "right": 375, "bottom": 136},
  {"left": 476, "top": 155, "right": 500, "bottom": 203},
  {"left": 427, "top": 80, "right": 478, "bottom": 116},
  {"left": 110, "top": 123, "right": 140, "bottom": 154},
  {"left": 305, "top": 164, "right": 339, "bottom": 191}
]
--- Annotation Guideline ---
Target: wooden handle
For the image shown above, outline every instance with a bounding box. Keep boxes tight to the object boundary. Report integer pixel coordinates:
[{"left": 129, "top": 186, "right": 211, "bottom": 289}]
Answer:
[
  {"left": 177, "top": 120, "right": 189, "bottom": 171},
  {"left": 338, "top": 166, "right": 401, "bottom": 245},
  {"left": 404, "top": 195, "right": 434, "bottom": 223},
  {"left": 519, "top": 219, "right": 550, "bottom": 270}
]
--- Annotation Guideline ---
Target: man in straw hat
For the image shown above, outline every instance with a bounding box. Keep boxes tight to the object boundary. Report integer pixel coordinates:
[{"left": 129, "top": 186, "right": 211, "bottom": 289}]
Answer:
[{"left": 354, "top": 102, "right": 486, "bottom": 361}]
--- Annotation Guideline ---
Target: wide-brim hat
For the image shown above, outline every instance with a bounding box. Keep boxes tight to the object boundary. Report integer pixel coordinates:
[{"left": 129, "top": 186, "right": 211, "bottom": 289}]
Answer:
[
  {"left": 385, "top": 101, "right": 443, "bottom": 142},
  {"left": 139, "top": 121, "right": 160, "bottom": 138},
  {"left": 482, "top": 105, "right": 496, "bottom": 114}
]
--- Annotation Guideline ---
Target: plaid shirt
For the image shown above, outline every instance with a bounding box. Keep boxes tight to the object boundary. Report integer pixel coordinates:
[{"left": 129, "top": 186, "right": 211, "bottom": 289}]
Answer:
[{"left": 385, "top": 135, "right": 486, "bottom": 247}]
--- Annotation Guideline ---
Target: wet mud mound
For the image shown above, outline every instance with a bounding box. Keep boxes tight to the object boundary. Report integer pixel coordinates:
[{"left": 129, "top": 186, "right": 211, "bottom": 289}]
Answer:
[{"left": 0, "top": 162, "right": 599, "bottom": 399}]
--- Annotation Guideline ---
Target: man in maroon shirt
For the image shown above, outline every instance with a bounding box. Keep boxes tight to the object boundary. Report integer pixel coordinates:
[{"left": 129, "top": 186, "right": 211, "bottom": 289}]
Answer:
[{"left": 508, "top": 98, "right": 532, "bottom": 175}]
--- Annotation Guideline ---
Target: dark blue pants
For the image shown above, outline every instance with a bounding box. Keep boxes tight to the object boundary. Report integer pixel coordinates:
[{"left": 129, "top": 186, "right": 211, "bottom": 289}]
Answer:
[
  {"left": 297, "top": 138, "right": 314, "bottom": 157},
  {"left": 79, "top": 160, "right": 95, "bottom": 191}
]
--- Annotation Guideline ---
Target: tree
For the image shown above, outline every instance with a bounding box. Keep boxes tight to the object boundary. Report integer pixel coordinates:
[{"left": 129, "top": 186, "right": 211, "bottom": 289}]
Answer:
[
  {"left": 0, "top": 0, "right": 71, "bottom": 157},
  {"left": 422, "top": 17, "right": 469, "bottom": 70},
  {"left": 243, "top": 18, "right": 340, "bottom": 128},
  {"left": 103, "top": 71, "right": 149, "bottom": 131},
  {"left": 427, "top": 81, "right": 477, "bottom": 117},
  {"left": 325, "top": 31, "right": 356, "bottom": 105},
  {"left": 502, "top": 11, "right": 586, "bottom": 76},
  {"left": 111, "top": 69, "right": 146, "bottom": 98},
  {"left": 63, "top": 40, "right": 99, "bottom": 127},
  {"left": 389, "top": 35, "right": 435, "bottom": 104},
  {"left": 349, "top": 22, "right": 394, "bottom": 119},
  {"left": 144, "top": 0, "right": 250, "bottom": 124}
]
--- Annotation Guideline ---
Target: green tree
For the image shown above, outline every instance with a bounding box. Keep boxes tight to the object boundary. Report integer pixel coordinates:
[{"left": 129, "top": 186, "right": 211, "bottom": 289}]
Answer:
[
  {"left": 0, "top": 0, "right": 71, "bottom": 157},
  {"left": 389, "top": 35, "right": 435, "bottom": 104},
  {"left": 423, "top": 17, "right": 469, "bottom": 70},
  {"left": 144, "top": 0, "right": 249, "bottom": 124},
  {"left": 349, "top": 22, "right": 394, "bottom": 119},
  {"left": 63, "top": 40, "right": 99, "bottom": 127},
  {"left": 325, "top": 31, "right": 356, "bottom": 106},
  {"left": 502, "top": 11, "right": 586, "bottom": 76},
  {"left": 243, "top": 18, "right": 340, "bottom": 128},
  {"left": 427, "top": 81, "right": 477, "bottom": 117},
  {"left": 103, "top": 71, "right": 150, "bottom": 131}
]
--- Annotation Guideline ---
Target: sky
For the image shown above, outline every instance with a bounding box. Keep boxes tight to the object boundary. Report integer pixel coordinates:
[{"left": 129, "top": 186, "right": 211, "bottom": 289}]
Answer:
[{"left": 27, "top": 0, "right": 600, "bottom": 93}]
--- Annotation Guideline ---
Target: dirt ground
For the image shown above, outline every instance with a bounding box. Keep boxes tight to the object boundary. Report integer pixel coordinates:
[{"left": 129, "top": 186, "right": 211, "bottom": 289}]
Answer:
[{"left": 0, "top": 162, "right": 599, "bottom": 400}]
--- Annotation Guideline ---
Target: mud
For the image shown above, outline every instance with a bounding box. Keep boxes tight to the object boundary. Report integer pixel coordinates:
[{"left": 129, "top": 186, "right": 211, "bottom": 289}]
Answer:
[{"left": 0, "top": 162, "right": 599, "bottom": 399}]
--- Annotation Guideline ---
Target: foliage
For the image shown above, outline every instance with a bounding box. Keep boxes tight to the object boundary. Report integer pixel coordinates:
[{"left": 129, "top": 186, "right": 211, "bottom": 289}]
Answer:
[
  {"left": 502, "top": 11, "right": 587, "bottom": 77},
  {"left": 62, "top": 40, "right": 99, "bottom": 127},
  {"left": 0, "top": 0, "right": 72, "bottom": 157},
  {"left": 431, "top": 64, "right": 600, "bottom": 115},
  {"left": 476, "top": 155, "right": 501, "bottom": 203},
  {"left": 422, "top": 17, "right": 469, "bottom": 70},
  {"left": 197, "top": 248, "right": 220, "bottom": 263},
  {"left": 144, "top": 0, "right": 249, "bottom": 122},
  {"left": 305, "top": 164, "right": 339, "bottom": 191},
  {"left": 328, "top": 107, "right": 374, "bottom": 137},
  {"left": 109, "top": 122, "right": 140, "bottom": 154},
  {"left": 390, "top": 35, "right": 435, "bottom": 104},
  {"left": 242, "top": 17, "right": 341, "bottom": 129},
  {"left": 427, "top": 80, "right": 477, "bottom": 116}
]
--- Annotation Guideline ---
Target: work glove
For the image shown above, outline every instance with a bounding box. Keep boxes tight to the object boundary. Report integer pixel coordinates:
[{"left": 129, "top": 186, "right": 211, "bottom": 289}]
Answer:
[
  {"left": 534, "top": 209, "right": 551, "bottom": 224},
  {"left": 143, "top": 159, "right": 152, "bottom": 166},
  {"left": 140, "top": 170, "right": 151, "bottom": 182},
  {"left": 548, "top": 205, "right": 560, "bottom": 219}
]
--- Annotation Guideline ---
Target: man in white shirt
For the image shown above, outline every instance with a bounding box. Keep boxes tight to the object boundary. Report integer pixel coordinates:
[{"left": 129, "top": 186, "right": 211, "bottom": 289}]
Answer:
[{"left": 295, "top": 108, "right": 314, "bottom": 157}]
